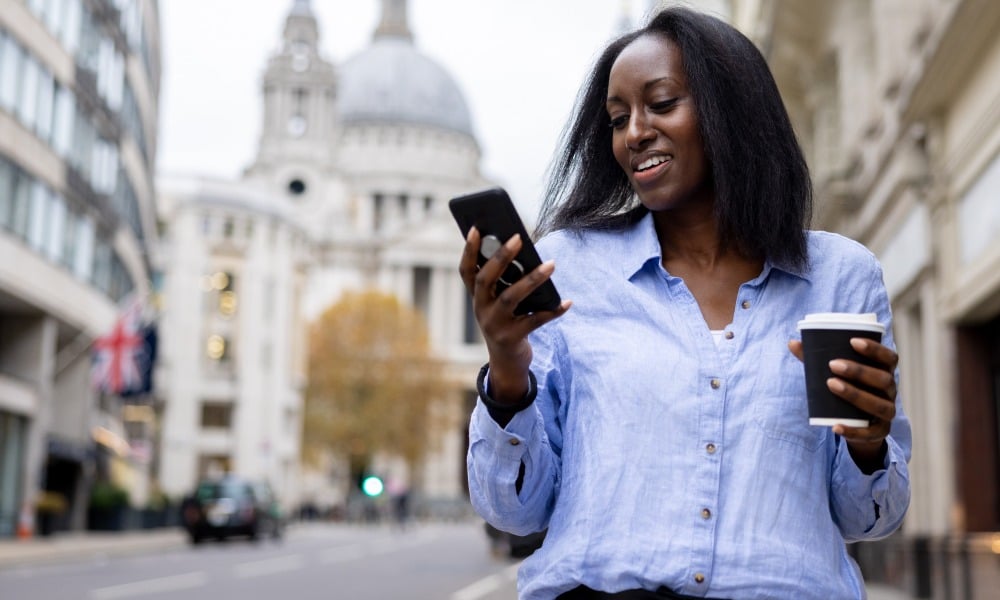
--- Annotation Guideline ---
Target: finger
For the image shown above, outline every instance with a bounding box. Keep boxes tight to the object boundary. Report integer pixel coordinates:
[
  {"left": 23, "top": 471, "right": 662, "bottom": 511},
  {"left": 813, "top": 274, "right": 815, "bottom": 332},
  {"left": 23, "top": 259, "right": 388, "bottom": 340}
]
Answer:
[
  {"left": 826, "top": 377, "right": 896, "bottom": 423},
  {"left": 498, "top": 299, "right": 574, "bottom": 344},
  {"left": 831, "top": 422, "right": 890, "bottom": 445},
  {"left": 849, "top": 337, "right": 899, "bottom": 371},
  {"left": 459, "top": 227, "right": 482, "bottom": 294},
  {"left": 493, "top": 259, "right": 556, "bottom": 314},
  {"left": 828, "top": 359, "right": 897, "bottom": 400},
  {"left": 787, "top": 339, "right": 804, "bottom": 362},
  {"left": 473, "top": 234, "right": 523, "bottom": 301}
]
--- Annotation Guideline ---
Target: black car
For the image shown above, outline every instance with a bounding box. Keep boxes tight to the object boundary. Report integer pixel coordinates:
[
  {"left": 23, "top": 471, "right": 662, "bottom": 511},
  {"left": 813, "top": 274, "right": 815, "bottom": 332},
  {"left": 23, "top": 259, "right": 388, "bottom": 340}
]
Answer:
[{"left": 181, "top": 476, "right": 284, "bottom": 544}]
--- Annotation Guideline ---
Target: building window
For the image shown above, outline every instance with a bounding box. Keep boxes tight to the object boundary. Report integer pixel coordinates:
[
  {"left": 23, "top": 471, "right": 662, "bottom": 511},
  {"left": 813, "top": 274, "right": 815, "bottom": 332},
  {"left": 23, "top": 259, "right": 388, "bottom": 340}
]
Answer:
[
  {"left": 373, "top": 193, "right": 384, "bottom": 231},
  {"left": 0, "top": 34, "right": 22, "bottom": 111},
  {"left": 463, "top": 292, "right": 480, "bottom": 345},
  {"left": 200, "top": 402, "right": 233, "bottom": 429},
  {"left": 206, "top": 334, "right": 230, "bottom": 362},
  {"left": 288, "top": 179, "right": 306, "bottom": 196},
  {"left": 218, "top": 291, "right": 237, "bottom": 317},
  {"left": 0, "top": 411, "right": 27, "bottom": 538},
  {"left": 197, "top": 454, "right": 231, "bottom": 479},
  {"left": 413, "top": 266, "right": 431, "bottom": 320}
]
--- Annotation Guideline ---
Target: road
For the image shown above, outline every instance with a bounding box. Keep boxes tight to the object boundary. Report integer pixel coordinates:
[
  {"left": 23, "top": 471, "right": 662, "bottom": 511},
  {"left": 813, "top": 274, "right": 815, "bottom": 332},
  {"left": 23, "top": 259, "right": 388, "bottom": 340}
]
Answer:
[{"left": 0, "top": 521, "right": 522, "bottom": 600}]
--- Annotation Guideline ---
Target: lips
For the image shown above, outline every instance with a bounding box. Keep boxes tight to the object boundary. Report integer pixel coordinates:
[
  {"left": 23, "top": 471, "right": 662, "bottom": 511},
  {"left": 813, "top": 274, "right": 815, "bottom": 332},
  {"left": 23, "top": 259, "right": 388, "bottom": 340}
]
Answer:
[
  {"left": 636, "top": 155, "right": 668, "bottom": 171},
  {"left": 630, "top": 153, "right": 672, "bottom": 185}
]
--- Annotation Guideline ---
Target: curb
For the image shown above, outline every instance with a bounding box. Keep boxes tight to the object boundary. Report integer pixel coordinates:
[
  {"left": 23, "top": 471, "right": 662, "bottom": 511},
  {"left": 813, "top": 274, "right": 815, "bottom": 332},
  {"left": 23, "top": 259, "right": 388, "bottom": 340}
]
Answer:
[{"left": 0, "top": 529, "right": 187, "bottom": 570}]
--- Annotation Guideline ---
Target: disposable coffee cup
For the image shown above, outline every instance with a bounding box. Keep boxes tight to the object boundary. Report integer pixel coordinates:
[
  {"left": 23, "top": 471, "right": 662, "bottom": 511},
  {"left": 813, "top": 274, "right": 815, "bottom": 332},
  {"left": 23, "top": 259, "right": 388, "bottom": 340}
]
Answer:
[{"left": 796, "top": 312, "right": 886, "bottom": 428}]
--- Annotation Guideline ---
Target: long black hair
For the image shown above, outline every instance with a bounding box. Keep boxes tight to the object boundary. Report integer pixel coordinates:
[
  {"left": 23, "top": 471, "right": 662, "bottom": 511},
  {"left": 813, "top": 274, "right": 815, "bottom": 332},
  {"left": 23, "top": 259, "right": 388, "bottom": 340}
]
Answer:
[{"left": 537, "top": 7, "right": 812, "bottom": 269}]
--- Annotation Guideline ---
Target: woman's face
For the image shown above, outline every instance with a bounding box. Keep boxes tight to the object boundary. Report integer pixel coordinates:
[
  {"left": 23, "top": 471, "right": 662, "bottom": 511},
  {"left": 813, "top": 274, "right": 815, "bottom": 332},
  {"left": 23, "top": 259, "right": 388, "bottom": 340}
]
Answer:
[{"left": 607, "top": 34, "right": 710, "bottom": 212}]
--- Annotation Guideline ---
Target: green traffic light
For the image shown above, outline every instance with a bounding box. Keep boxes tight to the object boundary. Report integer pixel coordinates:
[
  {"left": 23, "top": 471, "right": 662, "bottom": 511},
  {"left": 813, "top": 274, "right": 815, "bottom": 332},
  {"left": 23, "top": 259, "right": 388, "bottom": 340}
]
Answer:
[{"left": 361, "top": 475, "right": 384, "bottom": 497}]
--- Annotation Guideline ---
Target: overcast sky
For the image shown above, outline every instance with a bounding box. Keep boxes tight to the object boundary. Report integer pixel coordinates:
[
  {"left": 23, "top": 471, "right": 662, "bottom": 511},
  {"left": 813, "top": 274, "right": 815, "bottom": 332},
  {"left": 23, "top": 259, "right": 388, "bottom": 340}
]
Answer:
[{"left": 156, "top": 0, "right": 665, "bottom": 218}]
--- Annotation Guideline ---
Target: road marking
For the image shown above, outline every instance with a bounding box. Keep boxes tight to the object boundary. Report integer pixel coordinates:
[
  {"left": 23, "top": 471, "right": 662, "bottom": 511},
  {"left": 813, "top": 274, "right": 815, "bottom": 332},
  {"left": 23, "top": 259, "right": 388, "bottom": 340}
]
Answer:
[
  {"left": 319, "top": 544, "right": 364, "bottom": 564},
  {"left": 89, "top": 571, "right": 208, "bottom": 599},
  {"left": 450, "top": 563, "right": 520, "bottom": 600},
  {"left": 319, "top": 530, "right": 442, "bottom": 564},
  {"left": 233, "top": 554, "right": 305, "bottom": 579}
]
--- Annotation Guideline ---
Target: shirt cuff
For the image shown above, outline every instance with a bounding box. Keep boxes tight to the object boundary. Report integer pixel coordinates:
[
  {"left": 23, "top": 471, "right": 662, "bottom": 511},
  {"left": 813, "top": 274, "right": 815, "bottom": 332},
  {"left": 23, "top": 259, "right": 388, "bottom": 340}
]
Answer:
[{"left": 471, "top": 396, "right": 538, "bottom": 458}]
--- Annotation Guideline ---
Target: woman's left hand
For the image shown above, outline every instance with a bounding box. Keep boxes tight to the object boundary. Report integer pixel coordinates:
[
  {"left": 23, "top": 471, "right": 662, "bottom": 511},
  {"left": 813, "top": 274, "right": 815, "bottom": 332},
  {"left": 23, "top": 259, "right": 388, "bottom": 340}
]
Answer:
[{"left": 788, "top": 337, "right": 898, "bottom": 473}]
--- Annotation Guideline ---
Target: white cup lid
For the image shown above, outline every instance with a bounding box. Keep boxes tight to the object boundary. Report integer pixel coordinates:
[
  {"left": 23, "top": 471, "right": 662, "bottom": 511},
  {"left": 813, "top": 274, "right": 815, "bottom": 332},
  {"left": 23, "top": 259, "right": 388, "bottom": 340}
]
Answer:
[{"left": 796, "top": 312, "right": 885, "bottom": 333}]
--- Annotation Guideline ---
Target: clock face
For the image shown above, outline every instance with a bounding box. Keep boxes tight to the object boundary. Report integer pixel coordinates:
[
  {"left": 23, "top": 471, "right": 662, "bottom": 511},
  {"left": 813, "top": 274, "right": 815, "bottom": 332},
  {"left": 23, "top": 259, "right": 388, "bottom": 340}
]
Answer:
[
  {"left": 287, "top": 115, "right": 307, "bottom": 137},
  {"left": 292, "top": 53, "right": 309, "bottom": 72}
]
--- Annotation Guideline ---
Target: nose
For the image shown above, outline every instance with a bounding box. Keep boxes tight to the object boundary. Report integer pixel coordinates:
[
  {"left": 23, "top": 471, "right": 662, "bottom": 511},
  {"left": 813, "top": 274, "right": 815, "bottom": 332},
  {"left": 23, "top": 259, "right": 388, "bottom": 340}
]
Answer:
[{"left": 625, "top": 112, "right": 655, "bottom": 151}]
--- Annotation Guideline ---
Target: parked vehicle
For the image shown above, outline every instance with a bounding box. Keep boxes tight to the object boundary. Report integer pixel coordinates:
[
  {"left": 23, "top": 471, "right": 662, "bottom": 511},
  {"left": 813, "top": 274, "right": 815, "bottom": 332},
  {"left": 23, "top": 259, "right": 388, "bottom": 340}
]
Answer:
[{"left": 180, "top": 476, "right": 284, "bottom": 544}]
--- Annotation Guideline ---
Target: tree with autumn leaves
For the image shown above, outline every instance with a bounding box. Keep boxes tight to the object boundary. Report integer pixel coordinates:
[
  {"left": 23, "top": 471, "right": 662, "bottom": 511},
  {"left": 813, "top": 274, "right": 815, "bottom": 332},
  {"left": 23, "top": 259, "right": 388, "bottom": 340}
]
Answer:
[{"left": 302, "top": 290, "right": 450, "bottom": 485}]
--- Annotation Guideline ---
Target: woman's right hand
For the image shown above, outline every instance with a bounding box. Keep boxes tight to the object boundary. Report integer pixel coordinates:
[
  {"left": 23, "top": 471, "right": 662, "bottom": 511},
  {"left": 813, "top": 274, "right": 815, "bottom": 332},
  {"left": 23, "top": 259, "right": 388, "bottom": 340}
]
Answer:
[{"left": 459, "top": 227, "right": 571, "bottom": 406}]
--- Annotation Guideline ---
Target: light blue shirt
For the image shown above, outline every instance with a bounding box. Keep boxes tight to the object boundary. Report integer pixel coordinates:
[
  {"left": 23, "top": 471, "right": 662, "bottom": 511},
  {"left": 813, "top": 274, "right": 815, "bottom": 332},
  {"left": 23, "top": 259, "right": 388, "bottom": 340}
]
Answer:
[{"left": 467, "top": 213, "right": 911, "bottom": 600}]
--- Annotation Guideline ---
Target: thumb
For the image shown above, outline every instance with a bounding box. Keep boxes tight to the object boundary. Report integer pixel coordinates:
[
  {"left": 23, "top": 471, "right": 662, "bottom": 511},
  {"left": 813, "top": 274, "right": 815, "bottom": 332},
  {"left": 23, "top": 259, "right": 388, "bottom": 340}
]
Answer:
[{"left": 787, "top": 339, "right": 804, "bottom": 363}]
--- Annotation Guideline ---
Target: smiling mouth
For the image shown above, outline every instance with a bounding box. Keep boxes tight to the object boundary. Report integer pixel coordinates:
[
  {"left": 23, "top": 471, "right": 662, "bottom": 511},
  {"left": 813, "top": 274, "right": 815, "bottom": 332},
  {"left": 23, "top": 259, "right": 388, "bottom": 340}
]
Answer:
[{"left": 636, "top": 155, "right": 669, "bottom": 172}]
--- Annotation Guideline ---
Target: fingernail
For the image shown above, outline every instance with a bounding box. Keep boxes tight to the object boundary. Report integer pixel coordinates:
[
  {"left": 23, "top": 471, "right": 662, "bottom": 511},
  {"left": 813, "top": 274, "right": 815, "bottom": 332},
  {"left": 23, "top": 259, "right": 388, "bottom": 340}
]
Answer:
[
  {"left": 832, "top": 425, "right": 845, "bottom": 435},
  {"left": 828, "top": 378, "right": 845, "bottom": 393},
  {"left": 828, "top": 359, "right": 848, "bottom": 373},
  {"left": 850, "top": 338, "right": 867, "bottom": 351},
  {"left": 506, "top": 233, "right": 521, "bottom": 245}
]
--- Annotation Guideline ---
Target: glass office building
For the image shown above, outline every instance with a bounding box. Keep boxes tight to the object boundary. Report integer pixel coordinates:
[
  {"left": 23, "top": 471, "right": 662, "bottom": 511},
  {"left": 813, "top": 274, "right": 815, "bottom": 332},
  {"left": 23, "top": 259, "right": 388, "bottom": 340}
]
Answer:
[{"left": 0, "top": 0, "right": 160, "bottom": 536}]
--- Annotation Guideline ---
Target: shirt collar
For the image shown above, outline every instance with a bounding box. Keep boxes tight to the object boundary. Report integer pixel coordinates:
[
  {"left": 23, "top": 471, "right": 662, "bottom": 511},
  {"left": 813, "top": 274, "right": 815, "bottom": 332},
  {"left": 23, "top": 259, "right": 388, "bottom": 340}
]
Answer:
[{"left": 618, "top": 212, "right": 812, "bottom": 283}]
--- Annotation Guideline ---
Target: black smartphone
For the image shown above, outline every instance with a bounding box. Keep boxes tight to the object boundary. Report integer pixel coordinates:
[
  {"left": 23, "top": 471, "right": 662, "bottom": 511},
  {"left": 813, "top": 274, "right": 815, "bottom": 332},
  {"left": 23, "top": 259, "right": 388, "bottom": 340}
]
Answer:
[{"left": 449, "top": 187, "right": 561, "bottom": 315}]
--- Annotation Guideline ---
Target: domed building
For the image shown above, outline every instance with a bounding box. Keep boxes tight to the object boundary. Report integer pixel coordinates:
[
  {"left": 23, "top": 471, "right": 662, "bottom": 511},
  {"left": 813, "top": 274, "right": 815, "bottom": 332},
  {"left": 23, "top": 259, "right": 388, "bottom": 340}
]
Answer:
[{"left": 158, "top": 0, "right": 490, "bottom": 514}]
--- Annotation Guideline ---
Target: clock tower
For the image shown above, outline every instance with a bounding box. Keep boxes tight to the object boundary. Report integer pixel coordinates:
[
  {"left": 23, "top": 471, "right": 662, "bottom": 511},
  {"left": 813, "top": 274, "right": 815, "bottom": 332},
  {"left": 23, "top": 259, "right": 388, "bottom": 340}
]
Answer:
[{"left": 249, "top": 0, "right": 337, "bottom": 178}]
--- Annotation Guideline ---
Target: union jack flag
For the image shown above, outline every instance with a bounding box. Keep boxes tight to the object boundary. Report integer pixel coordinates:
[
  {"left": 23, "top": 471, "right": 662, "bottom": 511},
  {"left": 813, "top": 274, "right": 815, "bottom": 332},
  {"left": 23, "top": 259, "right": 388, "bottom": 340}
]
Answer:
[{"left": 92, "top": 298, "right": 155, "bottom": 395}]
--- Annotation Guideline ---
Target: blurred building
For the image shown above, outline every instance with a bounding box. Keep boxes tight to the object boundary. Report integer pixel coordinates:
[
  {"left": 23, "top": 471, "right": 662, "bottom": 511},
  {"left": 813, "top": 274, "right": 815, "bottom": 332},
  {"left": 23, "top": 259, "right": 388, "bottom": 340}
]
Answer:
[
  {"left": 156, "top": 0, "right": 491, "bottom": 515},
  {"left": 0, "top": 0, "right": 161, "bottom": 536},
  {"left": 155, "top": 177, "right": 310, "bottom": 507},
  {"left": 732, "top": 0, "right": 1000, "bottom": 596}
]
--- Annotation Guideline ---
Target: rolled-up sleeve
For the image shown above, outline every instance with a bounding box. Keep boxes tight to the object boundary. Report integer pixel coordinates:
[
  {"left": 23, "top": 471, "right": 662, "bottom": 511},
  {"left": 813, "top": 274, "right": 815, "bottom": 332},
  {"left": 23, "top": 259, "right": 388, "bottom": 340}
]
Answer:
[
  {"left": 829, "top": 254, "right": 912, "bottom": 541},
  {"left": 467, "top": 320, "right": 569, "bottom": 536},
  {"left": 830, "top": 432, "right": 911, "bottom": 541}
]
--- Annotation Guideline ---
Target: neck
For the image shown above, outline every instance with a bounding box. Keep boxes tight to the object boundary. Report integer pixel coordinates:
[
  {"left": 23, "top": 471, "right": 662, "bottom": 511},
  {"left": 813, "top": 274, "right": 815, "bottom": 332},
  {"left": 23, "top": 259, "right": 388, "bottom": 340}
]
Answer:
[{"left": 653, "top": 204, "right": 725, "bottom": 267}]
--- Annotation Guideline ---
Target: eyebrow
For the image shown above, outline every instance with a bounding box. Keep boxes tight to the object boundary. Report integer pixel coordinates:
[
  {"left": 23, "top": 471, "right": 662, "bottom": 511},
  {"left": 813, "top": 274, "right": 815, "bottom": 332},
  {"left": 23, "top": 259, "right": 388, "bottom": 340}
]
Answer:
[{"left": 606, "top": 77, "right": 680, "bottom": 104}]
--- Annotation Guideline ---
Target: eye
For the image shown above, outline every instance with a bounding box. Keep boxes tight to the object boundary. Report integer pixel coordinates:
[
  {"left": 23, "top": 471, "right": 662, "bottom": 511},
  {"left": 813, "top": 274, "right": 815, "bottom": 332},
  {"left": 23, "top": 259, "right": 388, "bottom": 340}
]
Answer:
[
  {"left": 608, "top": 114, "right": 629, "bottom": 130},
  {"left": 650, "top": 98, "right": 679, "bottom": 112}
]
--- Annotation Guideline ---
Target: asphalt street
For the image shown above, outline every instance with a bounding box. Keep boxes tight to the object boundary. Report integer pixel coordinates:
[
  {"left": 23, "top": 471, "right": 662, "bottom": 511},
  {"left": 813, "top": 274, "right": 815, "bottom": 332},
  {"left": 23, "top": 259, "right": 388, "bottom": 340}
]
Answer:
[{"left": 0, "top": 521, "right": 522, "bottom": 600}]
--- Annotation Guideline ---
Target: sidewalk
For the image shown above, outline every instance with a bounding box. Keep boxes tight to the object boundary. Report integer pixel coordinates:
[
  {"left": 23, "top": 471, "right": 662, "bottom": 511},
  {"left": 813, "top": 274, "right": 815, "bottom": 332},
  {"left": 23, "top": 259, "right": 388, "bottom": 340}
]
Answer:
[
  {"left": 866, "top": 583, "right": 914, "bottom": 600},
  {"left": 0, "top": 528, "right": 186, "bottom": 570}
]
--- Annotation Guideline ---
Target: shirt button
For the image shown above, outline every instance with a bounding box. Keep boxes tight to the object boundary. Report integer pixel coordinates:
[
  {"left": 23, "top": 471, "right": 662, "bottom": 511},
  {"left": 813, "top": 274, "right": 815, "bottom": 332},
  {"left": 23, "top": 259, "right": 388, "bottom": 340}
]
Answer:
[
  {"left": 710, "top": 378, "right": 721, "bottom": 389},
  {"left": 701, "top": 508, "right": 712, "bottom": 519},
  {"left": 508, "top": 438, "right": 520, "bottom": 446},
  {"left": 741, "top": 300, "right": 751, "bottom": 309},
  {"left": 694, "top": 573, "right": 705, "bottom": 584},
  {"left": 724, "top": 330, "right": 734, "bottom": 340},
  {"left": 706, "top": 443, "right": 716, "bottom": 454}
]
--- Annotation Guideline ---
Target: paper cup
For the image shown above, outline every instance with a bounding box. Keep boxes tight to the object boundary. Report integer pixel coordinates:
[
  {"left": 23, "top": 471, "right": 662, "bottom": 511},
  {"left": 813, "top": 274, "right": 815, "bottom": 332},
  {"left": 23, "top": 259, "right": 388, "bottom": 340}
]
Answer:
[{"left": 797, "top": 313, "right": 886, "bottom": 428}]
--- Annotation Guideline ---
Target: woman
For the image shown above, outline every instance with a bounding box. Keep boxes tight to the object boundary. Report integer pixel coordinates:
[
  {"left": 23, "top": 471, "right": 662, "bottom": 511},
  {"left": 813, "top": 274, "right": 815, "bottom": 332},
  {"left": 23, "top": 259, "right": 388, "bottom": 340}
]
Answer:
[{"left": 460, "top": 7, "right": 910, "bottom": 600}]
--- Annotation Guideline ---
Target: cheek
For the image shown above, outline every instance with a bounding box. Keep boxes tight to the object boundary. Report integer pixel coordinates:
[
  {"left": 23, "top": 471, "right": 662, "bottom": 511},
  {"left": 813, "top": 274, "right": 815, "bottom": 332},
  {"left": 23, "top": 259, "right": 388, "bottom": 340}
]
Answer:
[{"left": 611, "top": 135, "right": 630, "bottom": 174}]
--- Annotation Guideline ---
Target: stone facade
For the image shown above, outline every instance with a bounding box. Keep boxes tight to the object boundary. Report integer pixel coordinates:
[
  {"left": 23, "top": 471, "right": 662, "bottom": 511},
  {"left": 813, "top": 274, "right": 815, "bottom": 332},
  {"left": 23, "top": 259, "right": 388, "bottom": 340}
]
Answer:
[{"left": 732, "top": 0, "right": 1000, "bottom": 594}]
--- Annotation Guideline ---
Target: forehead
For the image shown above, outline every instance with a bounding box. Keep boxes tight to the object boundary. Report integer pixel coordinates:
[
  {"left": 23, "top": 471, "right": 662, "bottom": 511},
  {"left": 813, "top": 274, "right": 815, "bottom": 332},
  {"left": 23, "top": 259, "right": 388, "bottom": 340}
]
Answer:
[{"left": 608, "top": 34, "right": 685, "bottom": 90}]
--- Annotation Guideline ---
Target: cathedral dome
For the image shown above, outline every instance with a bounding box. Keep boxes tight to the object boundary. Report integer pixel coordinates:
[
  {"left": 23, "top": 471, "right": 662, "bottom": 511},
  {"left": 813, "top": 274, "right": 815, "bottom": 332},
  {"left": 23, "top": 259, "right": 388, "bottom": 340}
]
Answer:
[{"left": 337, "top": 3, "right": 474, "bottom": 137}]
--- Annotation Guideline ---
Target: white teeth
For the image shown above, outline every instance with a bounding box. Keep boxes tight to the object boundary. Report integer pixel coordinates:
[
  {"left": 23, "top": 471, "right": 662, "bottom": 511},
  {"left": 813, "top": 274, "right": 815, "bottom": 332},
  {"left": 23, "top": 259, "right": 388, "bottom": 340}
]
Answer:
[{"left": 637, "top": 156, "right": 668, "bottom": 171}]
